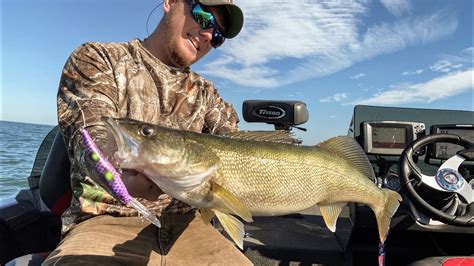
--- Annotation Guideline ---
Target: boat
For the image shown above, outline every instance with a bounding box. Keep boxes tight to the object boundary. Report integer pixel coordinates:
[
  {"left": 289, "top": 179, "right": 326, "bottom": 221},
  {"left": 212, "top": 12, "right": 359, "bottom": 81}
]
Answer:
[{"left": 1, "top": 101, "right": 473, "bottom": 265}]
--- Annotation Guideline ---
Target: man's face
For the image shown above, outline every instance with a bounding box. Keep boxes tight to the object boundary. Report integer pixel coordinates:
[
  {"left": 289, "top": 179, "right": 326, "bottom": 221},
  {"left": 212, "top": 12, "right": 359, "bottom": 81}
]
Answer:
[{"left": 162, "top": 0, "right": 227, "bottom": 68}]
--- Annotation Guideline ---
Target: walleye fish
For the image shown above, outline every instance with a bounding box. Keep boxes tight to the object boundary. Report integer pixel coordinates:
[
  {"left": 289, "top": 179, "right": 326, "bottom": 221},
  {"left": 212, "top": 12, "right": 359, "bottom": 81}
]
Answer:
[{"left": 103, "top": 117, "right": 402, "bottom": 249}]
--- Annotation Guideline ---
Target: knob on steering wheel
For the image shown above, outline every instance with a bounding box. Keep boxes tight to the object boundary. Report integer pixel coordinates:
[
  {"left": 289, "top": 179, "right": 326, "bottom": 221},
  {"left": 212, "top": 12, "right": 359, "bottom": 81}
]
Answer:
[{"left": 400, "top": 134, "right": 474, "bottom": 226}]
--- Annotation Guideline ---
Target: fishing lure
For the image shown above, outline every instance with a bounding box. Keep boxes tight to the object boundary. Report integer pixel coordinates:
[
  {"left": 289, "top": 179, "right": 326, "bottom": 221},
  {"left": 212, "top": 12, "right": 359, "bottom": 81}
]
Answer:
[
  {"left": 378, "top": 242, "right": 385, "bottom": 266},
  {"left": 80, "top": 128, "right": 161, "bottom": 228}
]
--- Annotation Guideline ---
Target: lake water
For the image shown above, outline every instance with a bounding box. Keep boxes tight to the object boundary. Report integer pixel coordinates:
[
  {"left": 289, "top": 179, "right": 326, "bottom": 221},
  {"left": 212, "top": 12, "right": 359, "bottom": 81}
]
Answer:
[{"left": 0, "top": 120, "right": 55, "bottom": 199}]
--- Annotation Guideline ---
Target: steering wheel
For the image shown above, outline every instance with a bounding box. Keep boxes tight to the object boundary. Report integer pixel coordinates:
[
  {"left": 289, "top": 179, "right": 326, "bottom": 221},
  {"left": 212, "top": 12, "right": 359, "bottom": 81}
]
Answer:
[{"left": 400, "top": 134, "right": 474, "bottom": 226}]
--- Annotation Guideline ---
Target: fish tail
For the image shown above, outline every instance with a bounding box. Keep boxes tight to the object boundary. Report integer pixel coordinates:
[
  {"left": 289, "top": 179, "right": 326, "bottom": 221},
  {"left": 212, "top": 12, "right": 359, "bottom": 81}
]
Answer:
[
  {"left": 128, "top": 198, "right": 161, "bottom": 228},
  {"left": 373, "top": 189, "right": 402, "bottom": 244}
]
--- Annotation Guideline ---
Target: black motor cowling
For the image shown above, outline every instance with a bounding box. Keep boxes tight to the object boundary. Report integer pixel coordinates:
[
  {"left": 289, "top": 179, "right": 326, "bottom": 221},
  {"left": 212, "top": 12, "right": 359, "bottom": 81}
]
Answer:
[{"left": 242, "top": 100, "right": 309, "bottom": 131}]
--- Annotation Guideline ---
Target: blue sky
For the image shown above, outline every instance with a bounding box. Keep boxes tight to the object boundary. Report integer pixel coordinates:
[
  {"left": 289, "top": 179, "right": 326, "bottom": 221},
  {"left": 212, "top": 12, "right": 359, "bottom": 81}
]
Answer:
[{"left": 2, "top": 0, "right": 473, "bottom": 144}]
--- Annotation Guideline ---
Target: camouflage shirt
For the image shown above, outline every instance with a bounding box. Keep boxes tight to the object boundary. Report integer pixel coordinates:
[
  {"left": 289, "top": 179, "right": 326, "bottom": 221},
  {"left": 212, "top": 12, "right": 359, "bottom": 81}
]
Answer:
[{"left": 57, "top": 39, "right": 239, "bottom": 234}]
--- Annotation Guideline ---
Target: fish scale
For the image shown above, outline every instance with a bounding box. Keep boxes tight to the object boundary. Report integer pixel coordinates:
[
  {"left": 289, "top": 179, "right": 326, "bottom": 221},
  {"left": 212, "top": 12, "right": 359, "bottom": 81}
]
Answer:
[{"left": 220, "top": 160, "right": 316, "bottom": 204}]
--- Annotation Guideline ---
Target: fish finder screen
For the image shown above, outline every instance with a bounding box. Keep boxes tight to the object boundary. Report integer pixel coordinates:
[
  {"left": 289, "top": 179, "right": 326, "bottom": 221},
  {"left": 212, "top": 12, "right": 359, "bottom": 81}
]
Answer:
[
  {"left": 363, "top": 121, "right": 422, "bottom": 155},
  {"left": 432, "top": 127, "right": 474, "bottom": 159},
  {"left": 372, "top": 126, "right": 407, "bottom": 149}
]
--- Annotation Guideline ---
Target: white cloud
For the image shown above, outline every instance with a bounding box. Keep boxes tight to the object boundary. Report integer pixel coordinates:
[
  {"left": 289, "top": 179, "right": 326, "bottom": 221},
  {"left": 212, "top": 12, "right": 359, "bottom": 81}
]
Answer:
[
  {"left": 351, "top": 69, "right": 473, "bottom": 105},
  {"left": 320, "top": 93, "right": 349, "bottom": 103},
  {"left": 429, "top": 47, "right": 472, "bottom": 73},
  {"left": 201, "top": 1, "right": 458, "bottom": 88},
  {"left": 381, "top": 0, "right": 412, "bottom": 17},
  {"left": 402, "top": 69, "right": 424, "bottom": 75},
  {"left": 430, "top": 60, "right": 463, "bottom": 73},
  {"left": 462, "top": 47, "right": 474, "bottom": 55},
  {"left": 222, "top": 1, "right": 366, "bottom": 67},
  {"left": 203, "top": 55, "right": 280, "bottom": 88},
  {"left": 351, "top": 73, "right": 366, "bottom": 79}
]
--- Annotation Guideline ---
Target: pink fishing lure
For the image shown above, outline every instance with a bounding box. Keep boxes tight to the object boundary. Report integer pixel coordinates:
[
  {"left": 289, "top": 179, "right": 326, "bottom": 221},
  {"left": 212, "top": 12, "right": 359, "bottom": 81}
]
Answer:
[{"left": 80, "top": 128, "right": 161, "bottom": 227}]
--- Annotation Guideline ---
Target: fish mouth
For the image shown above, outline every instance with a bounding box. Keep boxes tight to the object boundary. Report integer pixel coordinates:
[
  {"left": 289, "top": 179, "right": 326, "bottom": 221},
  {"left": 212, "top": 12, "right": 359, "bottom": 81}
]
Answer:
[
  {"left": 102, "top": 117, "right": 219, "bottom": 193},
  {"left": 102, "top": 117, "right": 140, "bottom": 167}
]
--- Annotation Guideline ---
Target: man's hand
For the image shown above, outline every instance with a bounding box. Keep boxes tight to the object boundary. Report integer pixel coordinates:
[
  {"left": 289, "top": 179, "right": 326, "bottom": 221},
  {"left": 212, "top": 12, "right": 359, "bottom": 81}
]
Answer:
[{"left": 121, "top": 169, "right": 164, "bottom": 201}]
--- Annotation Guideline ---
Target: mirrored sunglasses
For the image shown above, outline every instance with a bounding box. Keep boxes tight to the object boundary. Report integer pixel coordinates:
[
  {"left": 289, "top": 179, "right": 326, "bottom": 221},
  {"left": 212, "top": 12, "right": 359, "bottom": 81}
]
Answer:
[{"left": 189, "top": 1, "right": 225, "bottom": 48}]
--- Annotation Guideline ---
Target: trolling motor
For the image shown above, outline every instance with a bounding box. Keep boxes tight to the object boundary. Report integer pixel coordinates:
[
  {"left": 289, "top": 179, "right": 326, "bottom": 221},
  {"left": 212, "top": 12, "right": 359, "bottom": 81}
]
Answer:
[{"left": 242, "top": 100, "right": 309, "bottom": 131}]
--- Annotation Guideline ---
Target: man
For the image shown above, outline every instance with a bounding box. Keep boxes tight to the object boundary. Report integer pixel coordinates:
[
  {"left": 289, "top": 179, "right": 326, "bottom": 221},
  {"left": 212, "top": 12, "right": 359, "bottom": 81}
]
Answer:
[{"left": 44, "top": 0, "right": 253, "bottom": 264}]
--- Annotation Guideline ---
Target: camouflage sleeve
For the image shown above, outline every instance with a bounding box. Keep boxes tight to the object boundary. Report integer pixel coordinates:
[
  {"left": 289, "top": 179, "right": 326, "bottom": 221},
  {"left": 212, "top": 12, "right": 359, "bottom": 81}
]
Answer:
[
  {"left": 57, "top": 43, "right": 119, "bottom": 186},
  {"left": 203, "top": 83, "right": 239, "bottom": 135}
]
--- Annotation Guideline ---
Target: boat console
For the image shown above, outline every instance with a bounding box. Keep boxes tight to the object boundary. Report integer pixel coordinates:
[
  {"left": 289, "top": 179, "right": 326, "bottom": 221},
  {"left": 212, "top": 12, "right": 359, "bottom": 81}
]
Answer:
[{"left": 349, "top": 105, "right": 473, "bottom": 264}]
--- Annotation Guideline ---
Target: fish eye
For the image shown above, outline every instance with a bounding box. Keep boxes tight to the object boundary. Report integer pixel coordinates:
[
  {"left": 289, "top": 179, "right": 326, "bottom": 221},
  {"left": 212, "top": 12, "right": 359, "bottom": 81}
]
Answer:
[{"left": 140, "top": 126, "right": 155, "bottom": 137}]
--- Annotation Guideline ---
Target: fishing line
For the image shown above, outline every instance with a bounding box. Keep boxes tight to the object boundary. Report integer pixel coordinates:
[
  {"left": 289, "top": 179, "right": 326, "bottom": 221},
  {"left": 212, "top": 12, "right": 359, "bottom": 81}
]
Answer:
[{"left": 146, "top": 1, "right": 164, "bottom": 37}]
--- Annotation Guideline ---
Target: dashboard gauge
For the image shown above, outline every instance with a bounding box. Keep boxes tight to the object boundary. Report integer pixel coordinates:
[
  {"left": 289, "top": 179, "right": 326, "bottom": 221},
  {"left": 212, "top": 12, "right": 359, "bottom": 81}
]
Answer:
[
  {"left": 429, "top": 124, "right": 474, "bottom": 160},
  {"left": 384, "top": 173, "right": 401, "bottom": 191}
]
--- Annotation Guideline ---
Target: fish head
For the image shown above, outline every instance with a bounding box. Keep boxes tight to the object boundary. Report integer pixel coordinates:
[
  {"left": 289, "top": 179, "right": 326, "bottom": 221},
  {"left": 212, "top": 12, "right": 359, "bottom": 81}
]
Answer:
[{"left": 102, "top": 117, "right": 219, "bottom": 191}]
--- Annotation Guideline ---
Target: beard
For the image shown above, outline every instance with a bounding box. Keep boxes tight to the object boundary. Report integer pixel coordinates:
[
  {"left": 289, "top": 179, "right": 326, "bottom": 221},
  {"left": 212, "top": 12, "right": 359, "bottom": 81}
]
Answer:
[
  {"left": 170, "top": 46, "right": 191, "bottom": 68},
  {"left": 162, "top": 11, "right": 193, "bottom": 68}
]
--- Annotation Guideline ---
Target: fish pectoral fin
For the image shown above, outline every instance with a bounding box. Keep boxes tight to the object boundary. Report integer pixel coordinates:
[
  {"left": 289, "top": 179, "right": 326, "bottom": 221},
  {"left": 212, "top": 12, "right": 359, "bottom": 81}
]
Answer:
[
  {"left": 319, "top": 203, "right": 346, "bottom": 232},
  {"left": 214, "top": 210, "right": 245, "bottom": 250},
  {"left": 200, "top": 208, "right": 215, "bottom": 225},
  {"left": 210, "top": 181, "right": 253, "bottom": 223}
]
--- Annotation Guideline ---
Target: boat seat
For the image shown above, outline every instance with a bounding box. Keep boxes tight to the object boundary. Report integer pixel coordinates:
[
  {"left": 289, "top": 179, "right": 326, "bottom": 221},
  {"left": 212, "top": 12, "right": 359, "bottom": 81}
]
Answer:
[
  {"left": 5, "top": 252, "right": 51, "bottom": 266},
  {"left": 39, "top": 128, "right": 72, "bottom": 216},
  {"left": 5, "top": 129, "right": 71, "bottom": 265}
]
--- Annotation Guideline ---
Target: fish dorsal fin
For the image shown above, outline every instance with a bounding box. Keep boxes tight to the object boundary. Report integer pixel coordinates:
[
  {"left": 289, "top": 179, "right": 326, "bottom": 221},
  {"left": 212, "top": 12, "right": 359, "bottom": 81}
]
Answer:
[
  {"left": 317, "top": 136, "right": 375, "bottom": 179},
  {"left": 210, "top": 181, "right": 253, "bottom": 223},
  {"left": 319, "top": 203, "right": 346, "bottom": 232},
  {"left": 223, "top": 130, "right": 300, "bottom": 145},
  {"left": 214, "top": 210, "right": 245, "bottom": 249}
]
